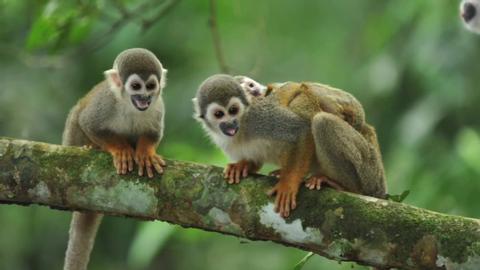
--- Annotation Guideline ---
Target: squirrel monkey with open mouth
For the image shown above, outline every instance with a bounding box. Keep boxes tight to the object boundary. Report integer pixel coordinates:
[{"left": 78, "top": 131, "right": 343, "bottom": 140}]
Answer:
[{"left": 62, "top": 48, "right": 167, "bottom": 270}]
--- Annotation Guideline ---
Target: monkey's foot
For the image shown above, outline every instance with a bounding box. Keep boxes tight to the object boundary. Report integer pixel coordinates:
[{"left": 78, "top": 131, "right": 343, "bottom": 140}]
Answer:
[
  {"left": 110, "top": 146, "right": 135, "bottom": 175},
  {"left": 135, "top": 151, "right": 166, "bottom": 178},
  {"left": 305, "top": 175, "right": 344, "bottom": 191},
  {"left": 224, "top": 160, "right": 259, "bottom": 184},
  {"left": 268, "top": 169, "right": 281, "bottom": 178},
  {"left": 267, "top": 182, "right": 299, "bottom": 218}
]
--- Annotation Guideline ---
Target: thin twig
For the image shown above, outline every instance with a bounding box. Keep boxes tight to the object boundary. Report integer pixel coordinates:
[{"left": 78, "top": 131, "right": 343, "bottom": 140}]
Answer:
[
  {"left": 77, "top": 0, "right": 180, "bottom": 54},
  {"left": 208, "top": 0, "right": 230, "bottom": 74},
  {"left": 141, "top": 0, "right": 182, "bottom": 33}
]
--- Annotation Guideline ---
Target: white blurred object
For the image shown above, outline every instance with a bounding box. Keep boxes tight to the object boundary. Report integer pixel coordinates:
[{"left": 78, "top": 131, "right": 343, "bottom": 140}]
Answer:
[{"left": 460, "top": 0, "right": 480, "bottom": 33}]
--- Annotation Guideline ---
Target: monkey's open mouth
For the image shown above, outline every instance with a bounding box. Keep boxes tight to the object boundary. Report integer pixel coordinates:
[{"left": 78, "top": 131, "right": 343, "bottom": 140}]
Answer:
[
  {"left": 131, "top": 95, "right": 152, "bottom": 111},
  {"left": 223, "top": 127, "right": 238, "bottom": 136},
  {"left": 220, "top": 121, "right": 239, "bottom": 137}
]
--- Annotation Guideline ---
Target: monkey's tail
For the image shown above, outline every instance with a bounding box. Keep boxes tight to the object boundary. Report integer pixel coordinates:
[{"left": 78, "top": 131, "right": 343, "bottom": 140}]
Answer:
[{"left": 64, "top": 212, "right": 103, "bottom": 270}]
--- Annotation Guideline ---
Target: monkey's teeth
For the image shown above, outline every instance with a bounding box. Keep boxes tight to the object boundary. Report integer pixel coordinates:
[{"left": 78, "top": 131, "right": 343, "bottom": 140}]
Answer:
[{"left": 132, "top": 98, "right": 151, "bottom": 111}]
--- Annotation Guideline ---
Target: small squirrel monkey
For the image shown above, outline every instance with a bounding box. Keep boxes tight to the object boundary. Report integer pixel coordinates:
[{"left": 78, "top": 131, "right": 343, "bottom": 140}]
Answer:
[
  {"left": 194, "top": 74, "right": 386, "bottom": 218},
  {"left": 234, "top": 75, "right": 268, "bottom": 100},
  {"left": 62, "top": 48, "right": 167, "bottom": 270}
]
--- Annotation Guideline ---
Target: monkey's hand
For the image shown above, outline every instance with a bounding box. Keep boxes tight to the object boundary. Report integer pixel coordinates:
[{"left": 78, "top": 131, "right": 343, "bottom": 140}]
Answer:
[
  {"left": 267, "top": 180, "right": 300, "bottom": 218},
  {"left": 106, "top": 144, "right": 135, "bottom": 175},
  {"left": 135, "top": 136, "right": 166, "bottom": 178},
  {"left": 305, "top": 175, "right": 344, "bottom": 191},
  {"left": 224, "top": 160, "right": 260, "bottom": 184}
]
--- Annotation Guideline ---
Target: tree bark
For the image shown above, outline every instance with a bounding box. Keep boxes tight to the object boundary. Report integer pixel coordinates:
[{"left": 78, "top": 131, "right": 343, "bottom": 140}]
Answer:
[{"left": 0, "top": 137, "right": 479, "bottom": 269}]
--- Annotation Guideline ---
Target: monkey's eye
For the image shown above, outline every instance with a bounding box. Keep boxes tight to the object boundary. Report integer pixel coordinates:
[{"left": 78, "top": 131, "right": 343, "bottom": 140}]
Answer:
[
  {"left": 131, "top": 82, "right": 142, "bottom": 90},
  {"left": 214, "top": 110, "right": 225, "bottom": 119},
  {"left": 146, "top": 82, "right": 156, "bottom": 90},
  {"left": 228, "top": 106, "right": 239, "bottom": 115},
  {"left": 248, "top": 83, "right": 255, "bottom": 88}
]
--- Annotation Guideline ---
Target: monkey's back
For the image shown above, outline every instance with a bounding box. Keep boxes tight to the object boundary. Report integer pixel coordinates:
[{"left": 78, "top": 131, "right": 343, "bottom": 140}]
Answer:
[
  {"left": 271, "top": 82, "right": 366, "bottom": 131},
  {"left": 62, "top": 81, "right": 113, "bottom": 147}
]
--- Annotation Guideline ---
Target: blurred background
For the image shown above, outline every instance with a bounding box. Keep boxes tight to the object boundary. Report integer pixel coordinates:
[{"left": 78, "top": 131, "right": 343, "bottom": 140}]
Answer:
[{"left": 0, "top": 0, "right": 479, "bottom": 269}]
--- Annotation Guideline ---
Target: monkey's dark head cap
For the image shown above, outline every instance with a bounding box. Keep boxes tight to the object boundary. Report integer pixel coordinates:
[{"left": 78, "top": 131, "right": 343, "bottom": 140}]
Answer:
[
  {"left": 114, "top": 48, "right": 163, "bottom": 82},
  {"left": 196, "top": 74, "right": 249, "bottom": 117}
]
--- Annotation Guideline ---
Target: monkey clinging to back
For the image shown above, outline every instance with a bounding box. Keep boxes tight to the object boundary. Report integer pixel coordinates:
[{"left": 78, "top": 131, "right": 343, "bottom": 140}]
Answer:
[{"left": 62, "top": 48, "right": 167, "bottom": 270}]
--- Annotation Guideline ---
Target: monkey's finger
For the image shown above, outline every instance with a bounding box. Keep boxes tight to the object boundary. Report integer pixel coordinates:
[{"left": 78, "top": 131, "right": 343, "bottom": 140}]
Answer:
[
  {"left": 121, "top": 151, "right": 128, "bottom": 174},
  {"left": 152, "top": 157, "right": 164, "bottom": 174},
  {"left": 242, "top": 165, "right": 249, "bottom": 178},
  {"left": 316, "top": 179, "right": 322, "bottom": 190},
  {"left": 279, "top": 193, "right": 286, "bottom": 216},
  {"left": 138, "top": 158, "right": 145, "bottom": 176},
  {"left": 234, "top": 166, "right": 242, "bottom": 184},
  {"left": 223, "top": 165, "right": 229, "bottom": 178},
  {"left": 113, "top": 156, "right": 121, "bottom": 174},
  {"left": 156, "top": 156, "right": 166, "bottom": 167},
  {"left": 284, "top": 194, "right": 291, "bottom": 217},
  {"left": 145, "top": 159, "right": 154, "bottom": 178},
  {"left": 228, "top": 167, "right": 236, "bottom": 184},
  {"left": 274, "top": 193, "right": 282, "bottom": 212},
  {"left": 127, "top": 153, "right": 134, "bottom": 172},
  {"left": 134, "top": 154, "right": 139, "bottom": 165},
  {"left": 291, "top": 193, "right": 297, "bottom": 210}
]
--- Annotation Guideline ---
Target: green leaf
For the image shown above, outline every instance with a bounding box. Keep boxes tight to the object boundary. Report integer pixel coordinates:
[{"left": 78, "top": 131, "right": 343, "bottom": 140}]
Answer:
[
  {"left": 293, "top": 252, "right": 314, "bottom": 270},
  {"left": 386, "top": 190, "right": 410, "bottom": 203},
  {"left": 68, "top": 17, "right": 93, "bottom": 44},
  {"left": 127, "top": 221, "right": 176, "bottom": 269},
  {"left": 26, "top": 15, "right": 59, "bottom": 50}
]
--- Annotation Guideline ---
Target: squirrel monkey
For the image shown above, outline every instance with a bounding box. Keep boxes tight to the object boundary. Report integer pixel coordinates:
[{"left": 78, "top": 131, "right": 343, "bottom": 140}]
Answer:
[
  {"left": 193, "top": 74, "right": 386, "bottom": 218},
  {"left": 461, "top": 0, "right": 480, "bottom": 33},
  {"left": 62, "top": 48, "right": 167, "bottom": 270}
]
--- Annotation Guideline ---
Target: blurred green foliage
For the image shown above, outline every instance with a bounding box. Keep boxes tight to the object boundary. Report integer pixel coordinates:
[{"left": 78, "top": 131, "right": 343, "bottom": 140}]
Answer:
[{"left": 0, "top": 0, "right": 479, "bottom": 269}]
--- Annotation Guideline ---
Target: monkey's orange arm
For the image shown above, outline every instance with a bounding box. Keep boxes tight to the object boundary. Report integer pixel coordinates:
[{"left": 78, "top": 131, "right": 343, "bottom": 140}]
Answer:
[{"left": 268, "top": 134, "right": 315, "bottom": 218}]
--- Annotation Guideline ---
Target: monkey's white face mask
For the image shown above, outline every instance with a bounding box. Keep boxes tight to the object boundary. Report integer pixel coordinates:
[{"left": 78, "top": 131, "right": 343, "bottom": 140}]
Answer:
[
  {"left": 104, "top": 69, "right": 167, "bottom": 112},
  {"left": 461, "top": 0, "right": 480, "bottom": 33},
  {"left": 193, "top": 97, "right": 246, "bottom": 139}
]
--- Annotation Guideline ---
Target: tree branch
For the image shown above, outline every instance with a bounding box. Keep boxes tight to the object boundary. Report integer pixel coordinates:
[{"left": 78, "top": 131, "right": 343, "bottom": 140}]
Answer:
[{"left": 0, "top": 137, "right": 479, "bottom": 269}]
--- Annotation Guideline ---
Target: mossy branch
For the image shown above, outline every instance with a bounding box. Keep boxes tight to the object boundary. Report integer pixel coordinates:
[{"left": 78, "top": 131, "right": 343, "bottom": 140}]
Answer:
[{"left": 0, "top": 137, "right": 479, "bottom": 269}]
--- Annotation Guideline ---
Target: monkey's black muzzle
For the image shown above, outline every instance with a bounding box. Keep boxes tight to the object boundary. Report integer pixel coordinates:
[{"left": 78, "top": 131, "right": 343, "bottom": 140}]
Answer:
[
  {"left": 131, "top": 95, "right": 152, "bottom": 111},
  {"left": 220, "top": 120, "right": 239, "bottom": 137}
]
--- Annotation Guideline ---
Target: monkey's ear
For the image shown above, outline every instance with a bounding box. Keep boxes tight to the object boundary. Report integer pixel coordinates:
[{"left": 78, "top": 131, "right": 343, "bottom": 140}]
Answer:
[
  {"left": 160, "top": 68, "right": 168, "bottom": 89},
  {"left": 192, "top": 98, "right": 202, "bottom": 119},
  {"left": 104, "top": 69, "right": 123, "bottom": 91}
]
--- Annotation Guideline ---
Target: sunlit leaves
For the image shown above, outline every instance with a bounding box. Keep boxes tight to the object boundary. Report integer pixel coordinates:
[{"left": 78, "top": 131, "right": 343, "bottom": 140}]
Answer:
[{"left": 26, "top": 0, "right": 98, "bottom": 51}]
